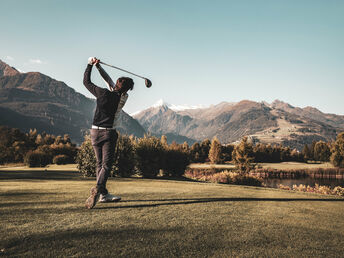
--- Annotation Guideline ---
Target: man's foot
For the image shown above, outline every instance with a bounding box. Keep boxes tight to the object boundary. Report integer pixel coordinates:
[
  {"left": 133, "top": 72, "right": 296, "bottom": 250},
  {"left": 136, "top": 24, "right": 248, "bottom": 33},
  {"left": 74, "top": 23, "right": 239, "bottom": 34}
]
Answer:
[
  {"left": 85, "top": 186, "right": 100, "bottom": 209},
  {"left": 98, "top": 193, "right": 121, "bottom": 203}
]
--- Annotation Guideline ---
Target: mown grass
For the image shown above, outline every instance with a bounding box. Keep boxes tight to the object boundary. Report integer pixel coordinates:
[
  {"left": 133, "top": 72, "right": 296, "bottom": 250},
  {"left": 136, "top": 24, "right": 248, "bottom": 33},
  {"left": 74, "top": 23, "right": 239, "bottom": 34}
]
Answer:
[{"left": 0, "top": 169, "right": 344, "bottom": 257}]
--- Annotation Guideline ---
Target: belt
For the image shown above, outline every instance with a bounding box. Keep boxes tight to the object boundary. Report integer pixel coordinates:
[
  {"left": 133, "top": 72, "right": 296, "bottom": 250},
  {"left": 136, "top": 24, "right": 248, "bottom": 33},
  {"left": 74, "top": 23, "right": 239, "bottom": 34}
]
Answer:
[{"left": 91, "top": 125, "right": 115, "bottom": 130}]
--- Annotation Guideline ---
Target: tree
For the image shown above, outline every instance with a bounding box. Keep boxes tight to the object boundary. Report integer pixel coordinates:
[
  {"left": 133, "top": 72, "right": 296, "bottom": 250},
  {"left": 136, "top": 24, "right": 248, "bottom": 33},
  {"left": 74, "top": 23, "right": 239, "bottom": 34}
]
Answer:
[
  {"left": 190, "top": 142, "right": 201, "bottom": 163},
  {"left": 199, "top": 139, "right": 211, "bottom": 162},
  {"left": 314, "top": 141, "right": 331, "bottom": 162},
  {"left": 232, "top": 137, "right": 255, "bottom": 173},
  {"left": 221, "top": 144, "right": 234, "bottom": 162},
  {"left": 161, "top": 135, "right": 168, "bottom": 148},
  {"left": 330, "top": 132, "right": 344, "bottom": 168},
  {"left": 208, "top": 137, "right": 222, "bottom": 164},
  {"left": 302, "top": 144, "right": 312, "bottom": 161}
]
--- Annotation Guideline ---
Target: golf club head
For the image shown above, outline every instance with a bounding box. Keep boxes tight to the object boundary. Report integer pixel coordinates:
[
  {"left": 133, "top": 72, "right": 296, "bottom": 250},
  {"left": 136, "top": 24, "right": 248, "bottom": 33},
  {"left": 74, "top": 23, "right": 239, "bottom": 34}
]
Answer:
[{"left": 145, "top": 78, "right": 152, "bottom": 88}]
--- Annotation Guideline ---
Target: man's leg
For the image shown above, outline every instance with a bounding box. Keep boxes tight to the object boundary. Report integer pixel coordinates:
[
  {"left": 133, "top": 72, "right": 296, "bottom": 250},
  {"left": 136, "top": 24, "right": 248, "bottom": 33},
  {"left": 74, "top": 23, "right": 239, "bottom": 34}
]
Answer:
[
  {"left": 97, "top": 130, "right": 118, "bottom": 194},
  {"left": 85, "top": 129, "right": 104, "bottom": 209}
]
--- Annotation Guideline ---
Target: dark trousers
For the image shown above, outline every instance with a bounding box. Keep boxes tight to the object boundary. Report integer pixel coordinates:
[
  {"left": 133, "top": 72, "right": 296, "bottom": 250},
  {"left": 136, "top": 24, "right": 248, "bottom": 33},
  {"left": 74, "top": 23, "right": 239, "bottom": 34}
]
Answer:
[{"left": 90, "top": 129, "right": 118, "bottom": 195}]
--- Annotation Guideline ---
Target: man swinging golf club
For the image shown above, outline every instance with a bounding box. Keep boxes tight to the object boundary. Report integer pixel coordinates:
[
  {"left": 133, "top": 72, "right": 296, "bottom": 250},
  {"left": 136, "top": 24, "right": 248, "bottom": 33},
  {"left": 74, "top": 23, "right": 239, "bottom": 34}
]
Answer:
[{"left": 83, "top": 57, "right": 134, "bottom": 209}]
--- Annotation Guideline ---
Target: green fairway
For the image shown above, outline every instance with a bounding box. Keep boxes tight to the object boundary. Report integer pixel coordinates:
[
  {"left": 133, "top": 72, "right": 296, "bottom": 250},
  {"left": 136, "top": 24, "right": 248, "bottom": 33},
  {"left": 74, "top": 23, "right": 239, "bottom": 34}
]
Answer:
[{"left": 1, "top": 169, "right": 343, "bottom": 257}]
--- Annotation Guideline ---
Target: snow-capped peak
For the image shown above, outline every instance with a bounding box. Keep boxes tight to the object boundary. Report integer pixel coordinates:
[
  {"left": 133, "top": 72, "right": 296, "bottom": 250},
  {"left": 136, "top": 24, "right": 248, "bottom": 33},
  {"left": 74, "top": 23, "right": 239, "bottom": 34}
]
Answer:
[
  {"left": 152, "top": 99, "right": 170, "bottom": 108},
  {"left": 131, "top": 99, "right": 209, "bottom": 116}
]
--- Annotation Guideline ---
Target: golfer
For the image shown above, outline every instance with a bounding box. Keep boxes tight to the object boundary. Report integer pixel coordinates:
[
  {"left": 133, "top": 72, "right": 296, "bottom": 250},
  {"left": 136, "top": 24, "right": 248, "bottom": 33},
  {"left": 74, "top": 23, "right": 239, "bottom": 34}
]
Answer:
[{"left": 83, "top": 57, "right": 134, "bottom": 209}]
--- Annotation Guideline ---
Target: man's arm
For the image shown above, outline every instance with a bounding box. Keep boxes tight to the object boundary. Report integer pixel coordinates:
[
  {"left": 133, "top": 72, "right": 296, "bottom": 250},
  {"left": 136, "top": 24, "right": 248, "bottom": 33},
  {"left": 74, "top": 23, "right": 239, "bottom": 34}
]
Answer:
[
  {"left": 113, "top": 93, "right": 128, "bottom": 128},
  {"left": 95, "top": 63, "right": 116, "bottom": 91},
  {"left": 83, "top": 64, "right": 103, "bottom": 97}
]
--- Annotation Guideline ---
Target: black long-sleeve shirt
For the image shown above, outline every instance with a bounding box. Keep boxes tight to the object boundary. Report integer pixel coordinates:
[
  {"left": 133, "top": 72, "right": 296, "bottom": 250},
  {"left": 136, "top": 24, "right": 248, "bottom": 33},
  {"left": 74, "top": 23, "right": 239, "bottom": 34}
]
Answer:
[{"left": 83, "top": 64, "right": 121, "bottom": 128}]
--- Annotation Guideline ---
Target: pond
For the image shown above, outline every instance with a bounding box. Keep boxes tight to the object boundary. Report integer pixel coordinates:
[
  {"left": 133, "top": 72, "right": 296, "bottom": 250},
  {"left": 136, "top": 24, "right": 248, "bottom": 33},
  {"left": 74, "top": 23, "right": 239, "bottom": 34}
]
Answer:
[{"left": 264, "top": 178, "right": 344, "bottom": 189}]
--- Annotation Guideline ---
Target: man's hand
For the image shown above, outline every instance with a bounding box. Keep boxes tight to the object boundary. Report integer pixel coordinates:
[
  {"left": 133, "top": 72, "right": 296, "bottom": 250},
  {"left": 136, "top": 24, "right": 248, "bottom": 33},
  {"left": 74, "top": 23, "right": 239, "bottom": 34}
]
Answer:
[{"left": 88, "top": 57, "right": 98, "bottom": 65}]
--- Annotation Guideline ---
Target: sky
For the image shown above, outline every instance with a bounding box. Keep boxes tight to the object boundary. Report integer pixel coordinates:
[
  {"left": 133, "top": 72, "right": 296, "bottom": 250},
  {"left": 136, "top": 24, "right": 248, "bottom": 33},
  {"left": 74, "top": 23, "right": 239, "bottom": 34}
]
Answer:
[{"left": 1, "top": 0, "right": 343, "bottom": 115}]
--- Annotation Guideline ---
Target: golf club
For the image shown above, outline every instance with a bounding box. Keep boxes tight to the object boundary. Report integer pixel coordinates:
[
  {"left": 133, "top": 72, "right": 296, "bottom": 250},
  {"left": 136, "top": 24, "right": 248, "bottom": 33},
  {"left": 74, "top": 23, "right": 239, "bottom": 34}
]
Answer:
[{"left": 99, "top": 61, "right": 152, "bottom": 88}]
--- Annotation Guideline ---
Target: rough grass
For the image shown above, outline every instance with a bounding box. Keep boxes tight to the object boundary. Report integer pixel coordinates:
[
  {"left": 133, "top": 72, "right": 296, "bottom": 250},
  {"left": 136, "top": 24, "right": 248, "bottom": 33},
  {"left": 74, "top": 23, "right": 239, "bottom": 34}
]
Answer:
[
  {"left": 189, "top": 162, "right": 335, "bottom": 170},
  {"left": 0, "top": 169, "right": 344, "bottom": 257}
]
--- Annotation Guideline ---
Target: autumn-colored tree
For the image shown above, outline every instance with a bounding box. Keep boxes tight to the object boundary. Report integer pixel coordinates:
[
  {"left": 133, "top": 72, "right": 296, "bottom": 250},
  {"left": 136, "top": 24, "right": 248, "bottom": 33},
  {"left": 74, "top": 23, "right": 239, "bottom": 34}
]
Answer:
[
  {"left": 330, "top": 132, "right": 344, "bottom": 168},
  {"left": 232, "top": 137, "right": 255, "bottom": 173},
  {"left": 208, "top": 137, "right": 222, "bottom": 164},
  {"left": 199, "top": 139, "right": 211, "bottom": 162},
  {"left": 314, "top": 141, "right": 331, "bottom": 162}
]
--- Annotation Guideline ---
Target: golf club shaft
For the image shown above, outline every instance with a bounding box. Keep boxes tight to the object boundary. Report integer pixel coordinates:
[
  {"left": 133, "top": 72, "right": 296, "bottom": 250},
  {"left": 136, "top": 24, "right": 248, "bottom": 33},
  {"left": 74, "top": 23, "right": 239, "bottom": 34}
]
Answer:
[{"left": 99, "top": 61, "right": 146, "bottom": 80}]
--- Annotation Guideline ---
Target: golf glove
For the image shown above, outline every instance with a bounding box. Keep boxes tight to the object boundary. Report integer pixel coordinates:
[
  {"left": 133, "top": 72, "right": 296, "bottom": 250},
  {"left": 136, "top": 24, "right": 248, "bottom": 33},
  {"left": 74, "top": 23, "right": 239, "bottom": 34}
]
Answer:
[{"left": 88, "top": 57, "right": 96, "bottom": 65}]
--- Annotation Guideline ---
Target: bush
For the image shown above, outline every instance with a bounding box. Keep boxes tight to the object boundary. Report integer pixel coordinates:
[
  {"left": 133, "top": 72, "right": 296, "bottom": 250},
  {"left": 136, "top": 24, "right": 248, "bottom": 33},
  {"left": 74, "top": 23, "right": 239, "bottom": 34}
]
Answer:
[
  {"left": 76, "top": 135, "right": 97, "bottom": 177},
  {"left": 135, "top": 135, "right": 164, "bottom": 178},
  {"left": 113, "top": 134, "right": 136, "bottom": 177},
  {"left": 279, "top": 183, "right": 344, "bottom": 196},
  {"left": 53, "top": 154, "right": 70, "bottom": 165},
  {"left": 163, "top": 148, "right": 190, "bottom": 177},
  {"left": 24, "top": 150, "right": 51, "bottom": 167},
  {"left": 184, "top": 169, "right": 263, "bottom": 186}
]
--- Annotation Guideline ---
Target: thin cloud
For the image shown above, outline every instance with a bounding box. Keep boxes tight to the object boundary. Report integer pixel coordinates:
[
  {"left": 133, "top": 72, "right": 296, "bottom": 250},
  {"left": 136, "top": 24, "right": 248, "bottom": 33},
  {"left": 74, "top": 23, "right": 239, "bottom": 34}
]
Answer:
[
  {"left": 6, "top": 56, "right": 14, "bottom": 61},
  {"left": 29, "top": 59, "right": 43, "bottom": 64}
]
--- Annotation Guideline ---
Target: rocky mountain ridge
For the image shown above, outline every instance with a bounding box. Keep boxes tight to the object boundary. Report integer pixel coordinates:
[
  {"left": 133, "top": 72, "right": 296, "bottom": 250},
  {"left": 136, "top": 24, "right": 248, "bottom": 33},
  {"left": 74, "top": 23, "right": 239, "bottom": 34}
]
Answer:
[
  {"left": 134, "top": 99, "right": 344, "bottom": 150},
  {"left": 0, "top": 59, "right": 145, "bottom": 143}
]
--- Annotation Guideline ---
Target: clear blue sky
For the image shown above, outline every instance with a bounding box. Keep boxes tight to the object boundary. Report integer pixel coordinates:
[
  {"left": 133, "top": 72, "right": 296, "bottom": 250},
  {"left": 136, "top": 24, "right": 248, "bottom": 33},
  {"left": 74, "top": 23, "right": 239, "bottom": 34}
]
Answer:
[{"left": 1, "top": 0, "right": 343, "bottom": 115}]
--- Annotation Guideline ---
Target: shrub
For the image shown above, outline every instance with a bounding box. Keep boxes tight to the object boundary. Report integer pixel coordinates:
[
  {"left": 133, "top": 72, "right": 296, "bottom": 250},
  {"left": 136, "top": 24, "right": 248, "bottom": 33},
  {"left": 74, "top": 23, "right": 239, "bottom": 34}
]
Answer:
[
  {"left": 135, "top": 135, "right": 164, "bottom": 178},
  {"left": 113, "top": 134, "right": 136, "bottom": 177},
  {"left": 163, "top": 148, "right": 190, "bottom": 177},
  {"left": 53, "top": 154, "right": 70, "bottom": 165},
  {"left": 279, "top": 183, "right": 344, "bottom": 196},
  {"left": 76, "top": 135, "right": 97, "bottom": 177},
  {"left": 184, "top": 169, "right": 263, "bottom": 186},
  {"left": 24, "top": 150, "right": 51, "bottom": 167}
]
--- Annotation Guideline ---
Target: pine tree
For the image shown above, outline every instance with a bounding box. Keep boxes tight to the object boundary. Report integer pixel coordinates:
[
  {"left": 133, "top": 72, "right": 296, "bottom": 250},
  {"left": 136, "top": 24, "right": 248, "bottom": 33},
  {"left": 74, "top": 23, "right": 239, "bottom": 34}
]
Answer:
[{"left": 208, "top": 137, "right": 222, "bottom": 164}]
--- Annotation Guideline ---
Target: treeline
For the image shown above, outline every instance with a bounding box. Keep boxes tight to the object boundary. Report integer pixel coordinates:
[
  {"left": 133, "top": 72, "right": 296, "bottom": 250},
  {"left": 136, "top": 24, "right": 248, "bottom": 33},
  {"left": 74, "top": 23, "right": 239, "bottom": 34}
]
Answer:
[
  {"left": 77, "top": 134, "right": 189, "bottom": 178},
  {"left": 195, "top": 134, "right": 344, "bottom": 168},
  {"left": 0, "top": 126, "right": 77, "bottom": 167},
  {"left": 2, "top": 125, "right": 344, "bottom": 171}
]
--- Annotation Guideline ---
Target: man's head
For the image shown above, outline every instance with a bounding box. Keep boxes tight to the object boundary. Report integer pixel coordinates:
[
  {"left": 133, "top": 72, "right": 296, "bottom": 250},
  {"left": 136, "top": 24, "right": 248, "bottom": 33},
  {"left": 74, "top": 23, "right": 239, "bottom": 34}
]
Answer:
[{"left": 115, "top": 77, "right": 134, "bottom": 94}]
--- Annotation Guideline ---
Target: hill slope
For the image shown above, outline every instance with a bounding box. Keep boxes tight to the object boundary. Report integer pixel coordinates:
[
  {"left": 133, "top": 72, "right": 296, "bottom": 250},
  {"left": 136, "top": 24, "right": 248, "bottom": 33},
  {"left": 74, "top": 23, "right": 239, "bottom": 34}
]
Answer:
[
  {"left": 0, "top": 60, "right": 145, "bottom": 143},
  {"left": 134, "top": 100, "right": 344, "bottom": 149}
]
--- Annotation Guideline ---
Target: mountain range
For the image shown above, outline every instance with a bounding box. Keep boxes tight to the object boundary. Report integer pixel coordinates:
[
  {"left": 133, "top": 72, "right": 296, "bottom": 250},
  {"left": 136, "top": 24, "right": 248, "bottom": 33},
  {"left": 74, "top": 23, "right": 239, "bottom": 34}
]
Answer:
[
  {"left": 133, "top": 99, "right": 344, "bottom": 150},
  {"left": 1, "top": 59, "right": 343, "bottom": 149},
  {"left": 0, "top": 60, "right": 145, "bottom": 143}
]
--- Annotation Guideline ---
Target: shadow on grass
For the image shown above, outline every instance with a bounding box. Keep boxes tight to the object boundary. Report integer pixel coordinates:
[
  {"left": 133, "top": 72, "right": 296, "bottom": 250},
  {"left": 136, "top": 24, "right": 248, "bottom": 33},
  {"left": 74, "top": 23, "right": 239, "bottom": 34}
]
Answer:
[
  {"left": 0, "top": 170, "right": 82, "bottom": 180},
  {"left": 2, "top": 227, "right": 184, "bottom": 257},
  {"left": 96, "top": 197, "right": 344, "bottom": 210}
]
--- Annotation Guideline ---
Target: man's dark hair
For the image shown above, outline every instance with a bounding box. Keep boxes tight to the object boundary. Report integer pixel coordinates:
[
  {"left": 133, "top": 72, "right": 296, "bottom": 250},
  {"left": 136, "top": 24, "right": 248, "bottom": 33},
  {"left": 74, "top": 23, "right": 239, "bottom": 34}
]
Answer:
[{"left": 116, "top": 77, "right": 134, "bottom": 93}]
